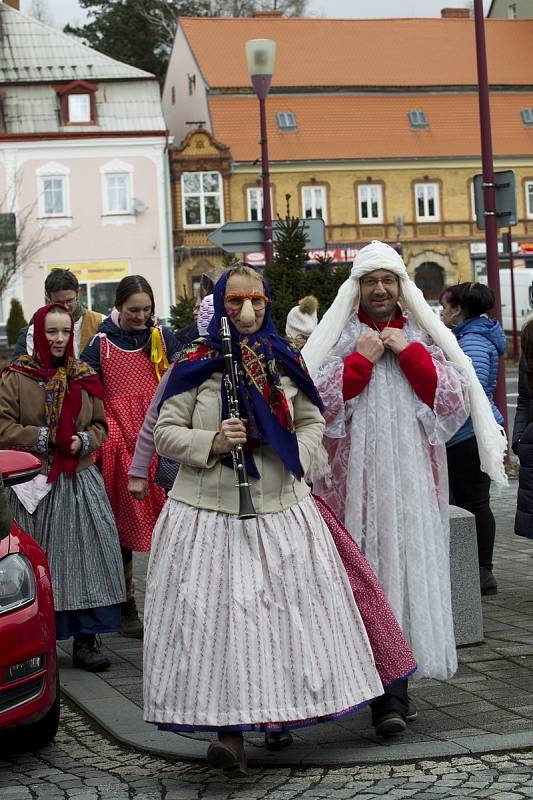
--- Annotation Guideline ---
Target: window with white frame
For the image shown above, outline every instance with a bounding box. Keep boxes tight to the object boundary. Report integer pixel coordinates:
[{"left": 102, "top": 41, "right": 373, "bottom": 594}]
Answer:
[
  {"left": 415, "top": 183, "right": 440, "bottom": 221},
  {"left": 105, "top": 174, "right": 130, "bottom": 214},
  {"left": 525, "top": 181, "right": 533, "bottom": 218},
  {"left": 68, "top": 93, "right": 91, "bottom": 123},
  {"left": 358, "top": 184, "right": 383, "bottom": 224},
  {"left": 276, "top": 112, "right": 297, "bottom": 131},
  {"left": 302, "top": 185, "right": 327, "bottom": 222},
  {"left": 182, "top": 171, "right": 223, "bottom": 227},
  {"left": 246, "top": 187, "right": 273, "bottom": 221},
  {"left": 100, "top": 160, "right": 134, "bottom": 217},
  {"left": 37, "top": 163, "right": 70, "bottom": 218},
  {"left": 42, "top": 177, "right": 66, "bottom": 216}
]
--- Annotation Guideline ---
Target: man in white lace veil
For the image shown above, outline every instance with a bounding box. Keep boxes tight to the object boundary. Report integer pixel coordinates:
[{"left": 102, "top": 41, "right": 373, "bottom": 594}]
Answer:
[{"left": 303, "top": 240, "right": 506, "bottom": 738}]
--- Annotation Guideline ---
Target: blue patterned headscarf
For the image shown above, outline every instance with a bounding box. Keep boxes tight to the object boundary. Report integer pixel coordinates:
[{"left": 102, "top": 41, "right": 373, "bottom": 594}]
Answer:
[{"left": 159, "top": 269, "right": 323, "bottom": 480}]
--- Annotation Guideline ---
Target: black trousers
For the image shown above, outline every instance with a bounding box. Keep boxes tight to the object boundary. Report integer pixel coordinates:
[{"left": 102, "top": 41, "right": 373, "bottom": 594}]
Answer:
[
  {"left": 370, "top": 679, "right": 409, "bottom": 724},
  {"left": 447, "top": 436, "right": 495, "bottom": 569},
  {"left": 121, "top": 545, "right": 134, "bottom": 600}
]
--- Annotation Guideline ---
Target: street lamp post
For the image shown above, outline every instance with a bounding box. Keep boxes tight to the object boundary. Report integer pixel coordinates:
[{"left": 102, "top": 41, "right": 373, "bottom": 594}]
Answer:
[
  {"left": 246, "top": 38, "right": 276, "bottom": 265},
  {"left": 473, "top": 0, "right": 508, "bottom": 453}
]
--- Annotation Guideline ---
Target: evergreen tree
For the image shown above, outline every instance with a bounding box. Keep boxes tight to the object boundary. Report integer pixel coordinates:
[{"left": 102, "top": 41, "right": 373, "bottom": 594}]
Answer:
[
  {"left": 6, "top": 299, "right": 27, "bottom": 346},
  {"left": 64, "top": 1, "right": 209, "bottom": 82},
  {"left": 65, "top": 0, "right": 307, "bottom": 82},
  {"left": 264, "top": 215, "right": 308, "bottom": 331},
  {"left": 303, "top": 255, "right": 352, "bottom": 319},
  {"left": 169, "top": 295, "right": 195, "bottom": 332},
  {"left": 302, "top": 255, "right": 334, "bottom": 318}
]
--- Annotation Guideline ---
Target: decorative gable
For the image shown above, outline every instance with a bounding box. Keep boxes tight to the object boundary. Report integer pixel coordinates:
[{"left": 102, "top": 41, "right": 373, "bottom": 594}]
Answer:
[{"left": 171, "top": 127, "right": 232, "bottom": 179}]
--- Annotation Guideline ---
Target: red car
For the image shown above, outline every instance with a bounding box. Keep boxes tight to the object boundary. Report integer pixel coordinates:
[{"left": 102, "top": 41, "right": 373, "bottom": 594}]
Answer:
[{"left": 0, "top": 451, "right": 59, "bottom": 749}]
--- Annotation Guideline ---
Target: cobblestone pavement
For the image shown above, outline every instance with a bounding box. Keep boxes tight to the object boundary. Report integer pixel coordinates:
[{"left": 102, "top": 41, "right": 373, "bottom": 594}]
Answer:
[
  {"left": 56, "top": 479, "right": 533, "bottom": 766},
  {"left": 3, "top": 698, "right": 533, "bottom": 799}
]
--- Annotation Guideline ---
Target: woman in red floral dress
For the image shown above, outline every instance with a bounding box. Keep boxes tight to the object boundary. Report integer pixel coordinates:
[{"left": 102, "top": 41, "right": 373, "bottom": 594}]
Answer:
[{"left": 81, "top": 276, "right": 178, "bottom": 637}]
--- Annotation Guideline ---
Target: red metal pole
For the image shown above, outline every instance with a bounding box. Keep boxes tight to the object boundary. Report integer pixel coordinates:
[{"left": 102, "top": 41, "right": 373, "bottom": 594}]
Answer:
[
  {"left": 473, "top": 0, "right": 508, "bottom": 448},
  {"left": 258, "top": 96, "right": 274, "bottom": 265}
]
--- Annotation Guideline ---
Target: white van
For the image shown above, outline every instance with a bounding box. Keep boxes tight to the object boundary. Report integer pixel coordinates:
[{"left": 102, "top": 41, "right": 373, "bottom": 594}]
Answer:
[{"left": 477, "top": 269, "right": 533, "bottom": 333}]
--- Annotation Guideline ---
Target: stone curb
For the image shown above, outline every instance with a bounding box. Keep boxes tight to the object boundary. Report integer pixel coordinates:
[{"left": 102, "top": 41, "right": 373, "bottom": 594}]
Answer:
[{"left": 58, "top": 657, "right": 533, "bottom": 768}]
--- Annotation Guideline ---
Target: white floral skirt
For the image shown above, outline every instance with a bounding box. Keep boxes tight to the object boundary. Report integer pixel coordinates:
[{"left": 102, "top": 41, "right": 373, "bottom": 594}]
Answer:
[{"left": 143, "top": 496, "right": 384, "bottom": 729}]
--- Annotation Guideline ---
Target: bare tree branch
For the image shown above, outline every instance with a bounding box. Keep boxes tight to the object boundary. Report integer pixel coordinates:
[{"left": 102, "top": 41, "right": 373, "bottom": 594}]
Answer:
[
  {"left": 134, "top": 0, "right": 308, "bottom": 64},
  {"left": 0, "top": 174, "right": 73, "bottom": 298}
]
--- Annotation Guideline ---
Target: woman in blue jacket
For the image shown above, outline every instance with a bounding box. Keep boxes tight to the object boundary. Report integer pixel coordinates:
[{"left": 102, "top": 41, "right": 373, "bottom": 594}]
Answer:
[{"left": 441, "top": 282, "right": 505, "bottom": 596}]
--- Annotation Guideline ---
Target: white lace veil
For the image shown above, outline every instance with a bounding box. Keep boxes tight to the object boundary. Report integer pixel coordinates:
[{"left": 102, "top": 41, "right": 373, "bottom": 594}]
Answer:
[{"left": 302, "top": 240, "right": 508, "bottom": 485}]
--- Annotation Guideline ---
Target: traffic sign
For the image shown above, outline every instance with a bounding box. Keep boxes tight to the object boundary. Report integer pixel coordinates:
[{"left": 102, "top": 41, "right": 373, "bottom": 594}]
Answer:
[
  {"left": 473, "top": 170, "right": 517, "bottom": 230},
  {"left": 208, "top": 218, "right": 326, "bottom": 253}
]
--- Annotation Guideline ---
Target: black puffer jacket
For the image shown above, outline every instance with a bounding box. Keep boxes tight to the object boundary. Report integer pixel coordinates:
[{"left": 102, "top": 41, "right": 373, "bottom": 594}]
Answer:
[{"left": 512, "top": 356, "right": 533, "bottom": 539}]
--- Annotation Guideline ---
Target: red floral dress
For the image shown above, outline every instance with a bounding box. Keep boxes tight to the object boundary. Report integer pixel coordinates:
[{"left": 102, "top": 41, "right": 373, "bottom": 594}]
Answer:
[{"left": 99, "top": 336, "right": 166, "bottom": 551}]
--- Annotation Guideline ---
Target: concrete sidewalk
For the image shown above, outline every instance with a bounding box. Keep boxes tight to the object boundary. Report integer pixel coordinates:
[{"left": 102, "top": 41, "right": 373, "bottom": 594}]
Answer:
[{"left": 58, "top": 481, "right": 533, "bottom": 767}]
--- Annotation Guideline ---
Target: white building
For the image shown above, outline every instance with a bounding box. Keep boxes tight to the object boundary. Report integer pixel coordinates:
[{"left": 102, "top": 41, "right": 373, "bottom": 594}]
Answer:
[{"left": 0, "top": 0, "right": 174, "bottom": 322}]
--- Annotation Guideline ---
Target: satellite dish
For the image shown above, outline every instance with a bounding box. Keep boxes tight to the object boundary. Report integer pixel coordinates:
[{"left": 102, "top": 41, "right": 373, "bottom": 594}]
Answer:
[{"left": 133, "top": 198, "right": 146, "bottom": 215}]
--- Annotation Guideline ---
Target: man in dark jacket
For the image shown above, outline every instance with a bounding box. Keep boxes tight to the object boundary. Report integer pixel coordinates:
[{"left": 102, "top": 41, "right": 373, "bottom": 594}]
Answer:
[
  {"left": 12, "top": 269, "right": 103, "bottom": 360},
  {"left": 513, "top": 331, "right": 533, "bottom": 541}
]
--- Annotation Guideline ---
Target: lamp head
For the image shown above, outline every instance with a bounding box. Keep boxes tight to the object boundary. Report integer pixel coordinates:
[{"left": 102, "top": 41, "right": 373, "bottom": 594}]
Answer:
[{"left": 245, "top": 38, "right": 276, "bottom": 100}]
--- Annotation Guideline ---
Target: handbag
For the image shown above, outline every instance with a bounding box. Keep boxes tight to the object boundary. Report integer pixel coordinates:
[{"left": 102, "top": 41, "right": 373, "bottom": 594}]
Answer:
[{"left": 154, "top": 455, "right": 180, "bottom": 492}]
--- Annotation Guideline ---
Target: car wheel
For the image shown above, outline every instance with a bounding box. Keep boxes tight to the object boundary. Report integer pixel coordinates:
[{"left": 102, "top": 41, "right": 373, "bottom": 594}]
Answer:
[{"left": 22, "top": 669, "right": 60, "bottom": 750}]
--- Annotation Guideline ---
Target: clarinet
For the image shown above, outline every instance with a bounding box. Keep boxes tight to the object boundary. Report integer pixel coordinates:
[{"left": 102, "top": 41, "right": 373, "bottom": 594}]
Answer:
[{"left": 220, "top": 316, "right": 257, "bottom": 520}]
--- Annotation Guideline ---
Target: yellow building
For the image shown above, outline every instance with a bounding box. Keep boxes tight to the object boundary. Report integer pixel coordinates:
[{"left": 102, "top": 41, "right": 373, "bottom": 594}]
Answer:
[{"left": 164, "top": 11, "right": 533, "bottom": 299}]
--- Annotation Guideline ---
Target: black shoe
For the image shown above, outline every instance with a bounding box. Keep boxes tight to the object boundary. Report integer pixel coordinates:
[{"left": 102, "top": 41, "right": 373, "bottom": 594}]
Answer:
[
  {"left": 405, "top": 699, "right": 418, "bottom": 723},
  {"left": 265, "top": 731, "right": 294, "bottom": 751},
  {"left": 121, "top": 597, "right": 144, "bottom": 638},
  {"left": 480, "top": 566, "right": 498, "bottom": 596},
  {"left": 374, "top": 712, "right": 407, "bottom": 737},
  {"left": 72, "top": 635, "right": 110, "bottom": 672}
]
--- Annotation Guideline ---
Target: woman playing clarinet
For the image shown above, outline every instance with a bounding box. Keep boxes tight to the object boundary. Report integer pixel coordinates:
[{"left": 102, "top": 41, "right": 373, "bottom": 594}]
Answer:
[{"left": 142, "top": 265, "right": 415, "bottom": 775}]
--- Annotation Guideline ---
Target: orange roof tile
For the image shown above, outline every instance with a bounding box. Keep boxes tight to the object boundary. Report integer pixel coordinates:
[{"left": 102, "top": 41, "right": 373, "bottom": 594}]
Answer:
[
  {"left": 180, "top": 17, "right": 533, "bottom": 89},
  {"left": 208, "top": 93, "right": 533, "bottom": 161}
]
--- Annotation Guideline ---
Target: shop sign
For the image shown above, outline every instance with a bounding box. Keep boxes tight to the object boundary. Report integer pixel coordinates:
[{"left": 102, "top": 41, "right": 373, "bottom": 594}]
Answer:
[
  {"left": 245, "top": 246, "right": 360, "bottom": 267},
  {"left": 47, "top": 260, "right": 130, "bottom": 282},
  {"left": 470, "top": 242, "right": 512, "bottom": 255}
]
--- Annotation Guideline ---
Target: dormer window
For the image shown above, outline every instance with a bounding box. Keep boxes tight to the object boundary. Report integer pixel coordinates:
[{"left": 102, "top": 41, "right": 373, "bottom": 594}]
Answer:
[
  {"left": 521, "top": 108, "right": 533, "bottom": 126},
  {"left": 68, "top": 93, "right": 91, "bottom": 123},
  {"left": 276, "top": 112, "right": 297, "bottom": 131},
  {"left": 408, "top": 110, "right": 429, "bottom": 129},
  {"left": 55, "top": 80, "right": 97, "bottom": 125}
]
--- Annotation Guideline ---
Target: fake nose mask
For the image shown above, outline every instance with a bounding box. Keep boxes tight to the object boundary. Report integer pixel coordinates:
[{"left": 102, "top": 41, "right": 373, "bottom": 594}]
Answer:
[{"left": 239, "top": 298, "right": 256, "bottom": 326}]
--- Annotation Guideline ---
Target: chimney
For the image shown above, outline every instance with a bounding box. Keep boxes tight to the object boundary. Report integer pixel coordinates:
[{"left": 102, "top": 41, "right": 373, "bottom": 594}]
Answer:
[
  {"left": 441, "top": 7, "right": 470, "bottom": 17},
  {"left": 252, "top": 9, "right": 284, "bottom": 17},
  {"left": 3, "top": 0, "right": 20, "bottom": 9}
]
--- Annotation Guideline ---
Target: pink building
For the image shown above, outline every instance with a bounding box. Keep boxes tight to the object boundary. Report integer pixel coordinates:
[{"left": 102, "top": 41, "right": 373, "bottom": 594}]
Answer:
[{"left": 0, "top": 0, "right": 174, "bottom": 324}]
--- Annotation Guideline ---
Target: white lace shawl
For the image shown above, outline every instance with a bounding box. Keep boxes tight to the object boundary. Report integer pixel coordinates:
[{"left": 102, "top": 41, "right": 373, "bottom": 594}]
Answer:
[{"left": 312, "top": 314, "right": 470, "bottom": 680}]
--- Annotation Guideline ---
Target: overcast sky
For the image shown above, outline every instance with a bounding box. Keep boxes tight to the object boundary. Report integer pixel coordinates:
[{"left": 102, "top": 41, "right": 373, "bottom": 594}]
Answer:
[{"left": 19, "top": 0, "right": 492, "bottom": 30}]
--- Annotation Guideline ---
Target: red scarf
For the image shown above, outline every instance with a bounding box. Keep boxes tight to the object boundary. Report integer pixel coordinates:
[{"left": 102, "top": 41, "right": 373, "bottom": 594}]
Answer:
[{"left": 6, "top": 304, "right": 104, "bottom": 482}]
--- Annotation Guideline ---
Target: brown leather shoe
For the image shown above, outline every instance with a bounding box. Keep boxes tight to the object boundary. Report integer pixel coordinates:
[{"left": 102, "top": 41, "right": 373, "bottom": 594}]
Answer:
[{"left": 207, "top": 735, "right": 247, "bottom": 776}]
